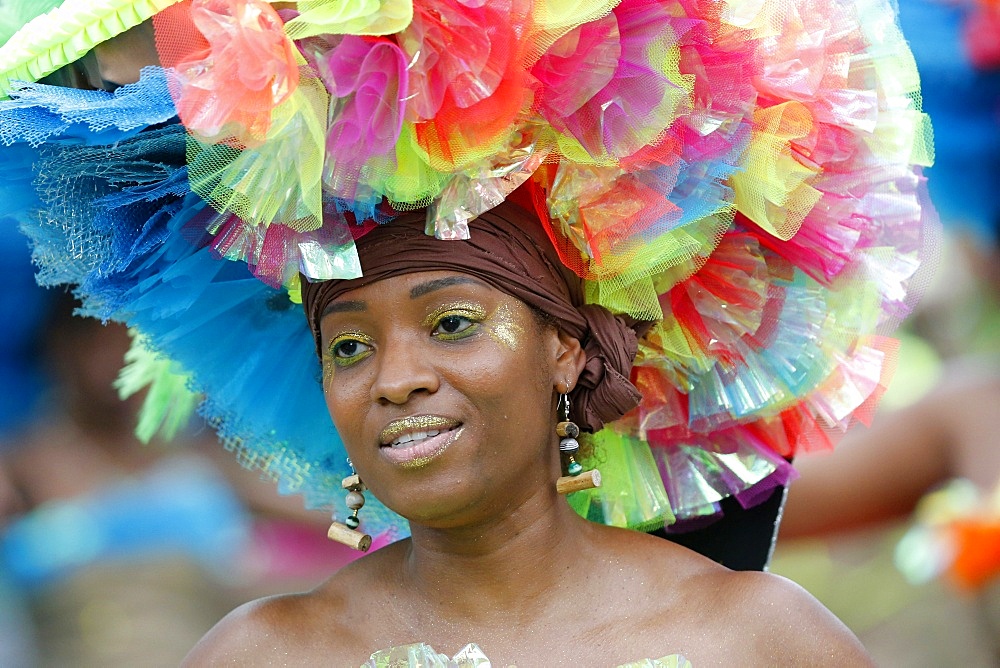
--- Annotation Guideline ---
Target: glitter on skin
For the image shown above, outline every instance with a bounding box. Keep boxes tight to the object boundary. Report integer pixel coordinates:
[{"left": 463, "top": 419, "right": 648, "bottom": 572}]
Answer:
[
  {"left": 322, "top": 330, "right": 375, "bottom": 380},
  {"left": 489, "top": 302, "right": 523, "bottom": 351},
  {"left": 420, "top": 301, "right": 487, "bottom": 329}
]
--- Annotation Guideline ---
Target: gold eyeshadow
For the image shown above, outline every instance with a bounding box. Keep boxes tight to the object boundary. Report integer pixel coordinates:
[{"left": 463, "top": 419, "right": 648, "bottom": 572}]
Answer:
[
  {"left": 421, "top": 301, "right": 488, "bottom": 328},
  {"left": 321, "top": 300, "right": 524, "bottom": 381},
  {"left": 324, "top": 330, "right": 375, "bottom": 372},
  {"left": 423, "top": 301, "right": 487, "bottom": 341}
]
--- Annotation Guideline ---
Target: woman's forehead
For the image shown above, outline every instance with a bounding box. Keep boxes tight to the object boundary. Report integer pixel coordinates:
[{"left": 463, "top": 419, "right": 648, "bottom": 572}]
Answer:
[{"left": 322, "top": 270, "right": 500, "bottom": 314}]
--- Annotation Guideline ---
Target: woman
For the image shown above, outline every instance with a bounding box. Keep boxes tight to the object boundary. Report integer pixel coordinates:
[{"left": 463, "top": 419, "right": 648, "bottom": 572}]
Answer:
[
  {"left": 0, "top": 0, "right": 934, "bottom": 664},
  {"left": 180, "top": 207, "right": 874, "bottom": 664}
]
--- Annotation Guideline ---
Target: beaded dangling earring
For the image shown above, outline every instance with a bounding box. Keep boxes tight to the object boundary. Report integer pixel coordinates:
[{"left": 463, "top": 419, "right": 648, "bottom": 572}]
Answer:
[
  {"left": 554, "top": 392, "right": 601, "bottom": 494},
  {"left": 327, "top": 459, "right": 373, "bottom": 552}
]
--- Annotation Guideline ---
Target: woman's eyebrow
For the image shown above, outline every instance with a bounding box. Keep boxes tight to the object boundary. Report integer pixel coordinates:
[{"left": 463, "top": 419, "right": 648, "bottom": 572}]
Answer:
[
  {"left": 322, "top": 300, "right": 367, "bottom": 316},
  {"left": 410, "top": 276, "right": 485, "bottom": 299}
]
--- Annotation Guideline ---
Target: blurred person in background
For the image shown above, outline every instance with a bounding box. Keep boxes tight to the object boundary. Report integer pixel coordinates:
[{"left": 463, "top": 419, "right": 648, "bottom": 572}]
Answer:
[
  {"left": 775, "top": 229, "right": 1000, "bottom": 666},
  {"left": 0, "top": 229, "right": 364, "bottom": 666},
  {"left": 0, "top": 222, "right": 46, "bottom": 668},
  {"left": 0, "top": 283, "right": 250, "bottom": 667}
]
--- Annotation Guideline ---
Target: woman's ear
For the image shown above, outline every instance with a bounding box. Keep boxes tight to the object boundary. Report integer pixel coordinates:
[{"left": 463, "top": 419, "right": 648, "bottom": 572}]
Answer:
[{"left": 552, "top": 329, "right": 586, "bottom": 391}]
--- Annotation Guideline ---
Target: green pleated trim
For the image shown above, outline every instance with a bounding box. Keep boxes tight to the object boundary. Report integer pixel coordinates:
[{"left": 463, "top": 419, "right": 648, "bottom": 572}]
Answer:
[
  {"left": 0, "top": 0, "right": 184, "bottom": 97},
  {"left": 115, "top": 331, "right": 200, "bottom": 443},
  {"left": 0, "top": 0, "right": 66, "bottom": 48}
]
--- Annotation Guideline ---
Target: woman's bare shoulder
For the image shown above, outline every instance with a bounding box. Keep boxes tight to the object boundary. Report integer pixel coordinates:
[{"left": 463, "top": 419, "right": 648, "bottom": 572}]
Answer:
[
  {"left": 181, "top": 587, "right": 358, "bottom": 666},
  {"left": 685, "top": 568, "right": 875, "bottom": 665},
  {"left": 181, "top": 552, "right": 391, "bottom": 666},
  {"left": 182, "top": 543, "right": 409, "bottom": 665},
  {"left": 587, "top": 527, "right": 873, "bottom": 665}
]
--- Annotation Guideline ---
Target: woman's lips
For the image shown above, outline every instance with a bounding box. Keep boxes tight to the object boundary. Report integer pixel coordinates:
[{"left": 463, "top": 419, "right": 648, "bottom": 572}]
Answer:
[{"left": 378, "top": 416, "right": 463, "bottom": 468}]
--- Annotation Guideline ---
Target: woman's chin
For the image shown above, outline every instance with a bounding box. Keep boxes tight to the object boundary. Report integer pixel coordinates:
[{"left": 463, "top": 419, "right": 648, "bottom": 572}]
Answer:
[{"left": 377, "top": 481, "right": 510, "bottom": 530}]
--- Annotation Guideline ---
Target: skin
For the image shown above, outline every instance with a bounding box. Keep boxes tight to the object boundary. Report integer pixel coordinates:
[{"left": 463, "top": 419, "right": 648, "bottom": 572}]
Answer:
[{"left": 184, "top": 270, "right": 872, "bottom": 666}]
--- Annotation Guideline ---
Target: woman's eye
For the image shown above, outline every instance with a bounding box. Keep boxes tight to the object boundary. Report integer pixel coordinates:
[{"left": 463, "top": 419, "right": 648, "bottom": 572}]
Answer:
[
  {"left": 432, "top": 314, "right": 478, "bottom": 339},
  {"left": 329, "top": 336, "right": 373, "bottom": 366},
  {"left": 334, "top": 340, "right": 364, "bottom": 357}
]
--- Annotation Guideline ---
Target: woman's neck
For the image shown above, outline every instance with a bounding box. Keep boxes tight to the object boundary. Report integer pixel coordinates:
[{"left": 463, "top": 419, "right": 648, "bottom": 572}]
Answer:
[{"left": 398, "top": 487, "right": 594, "bottom": 624}]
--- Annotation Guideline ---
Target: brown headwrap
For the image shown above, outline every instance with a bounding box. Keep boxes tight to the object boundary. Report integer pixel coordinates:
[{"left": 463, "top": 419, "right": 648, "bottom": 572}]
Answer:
[{"left": 301, "top": 201, "right": 651, "bottom": 432}]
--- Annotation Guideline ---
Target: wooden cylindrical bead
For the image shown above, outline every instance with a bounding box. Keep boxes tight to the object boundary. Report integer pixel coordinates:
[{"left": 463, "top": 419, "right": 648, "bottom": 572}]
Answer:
[
  {"left": 327, "top": 521, "right": 372, "bottom": 552},
  {"left": 341, "top": 474, "right": 365, "bottom": 491},
  {"left": 556, "top": 421, "right": 580, "bottom": 438},
  {"left": 555, "top": 468, "right": 602, "bottom": 494}
]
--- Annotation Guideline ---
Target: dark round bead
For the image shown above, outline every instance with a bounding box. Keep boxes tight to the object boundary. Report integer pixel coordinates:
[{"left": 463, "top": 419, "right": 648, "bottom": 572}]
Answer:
[
  {"left": 345, "top": 515, "right": 360, "bottom": 530},
  {"left": 559, "top": 437, "right": 580, "bottom": 453}
]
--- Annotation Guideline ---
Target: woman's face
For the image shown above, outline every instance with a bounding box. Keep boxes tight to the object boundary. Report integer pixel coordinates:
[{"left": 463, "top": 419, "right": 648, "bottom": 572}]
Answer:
[{"left": 318, "top": 270, "right": 578, "bottom": 527}]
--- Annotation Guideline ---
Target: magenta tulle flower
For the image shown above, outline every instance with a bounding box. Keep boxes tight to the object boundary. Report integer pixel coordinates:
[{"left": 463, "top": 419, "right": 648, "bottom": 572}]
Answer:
[
  {"left": 532, "top": 0, "right": 695, "bottom": 161},
  {"left": 305, "top": 35, "right": 409, "bottom": 199}
]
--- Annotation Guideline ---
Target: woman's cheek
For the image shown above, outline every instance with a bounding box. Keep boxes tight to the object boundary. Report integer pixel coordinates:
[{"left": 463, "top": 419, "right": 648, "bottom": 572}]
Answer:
[
  {"left": 324, "top": 381, "right": 367, "bottom": 442},
  {"left": 485, "top": 303, "right": 525, "bottom": 351}
]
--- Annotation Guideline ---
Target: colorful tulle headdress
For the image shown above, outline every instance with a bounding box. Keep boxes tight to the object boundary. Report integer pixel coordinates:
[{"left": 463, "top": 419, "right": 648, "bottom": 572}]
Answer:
[{"left": 0, "top": 0, "right": 937, "bottom": 539}]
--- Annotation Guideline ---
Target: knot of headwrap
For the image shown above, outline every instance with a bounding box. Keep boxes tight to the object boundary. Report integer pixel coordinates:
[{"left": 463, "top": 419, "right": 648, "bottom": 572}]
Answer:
[
  {"left": 574, "top": 304, "right": 645, "bottom": 432},
  {"left": 301, "top": 200, "right": 652, "bottom": 432}
]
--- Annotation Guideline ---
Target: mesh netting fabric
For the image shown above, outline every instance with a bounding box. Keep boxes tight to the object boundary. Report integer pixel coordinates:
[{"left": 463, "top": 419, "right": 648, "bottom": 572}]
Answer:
[{"left": 0, "top": 66, "right": 175, "bottom": 147}]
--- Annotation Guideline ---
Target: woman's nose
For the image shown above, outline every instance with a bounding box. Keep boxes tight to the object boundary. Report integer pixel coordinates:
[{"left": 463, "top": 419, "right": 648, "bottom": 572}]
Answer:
[{"left": 370, "top": 334, "right": 440, "bottom": 405}]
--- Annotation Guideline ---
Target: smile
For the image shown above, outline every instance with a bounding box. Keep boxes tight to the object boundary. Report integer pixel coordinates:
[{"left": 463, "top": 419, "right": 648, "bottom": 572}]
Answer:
[
  {"left": 389, "top": 428, "right": 451, "bottom": 448},
  {"left": 378, "top": 416, "right": 463, "bottom": 468}
]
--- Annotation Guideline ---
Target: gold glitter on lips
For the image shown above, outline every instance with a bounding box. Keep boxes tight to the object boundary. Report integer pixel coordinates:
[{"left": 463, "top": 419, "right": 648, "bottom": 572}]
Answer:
[
  {"left": 401, "top": 454, "right": 436, "bottom": 469},
  {"left": 399, "top": 427, "right": 464, "bottom": 469},
  {"left": 379, "top": 415, "right": 461, "bottom": 446},
  {"left": 489, "top": 303, "right": 523, "bottom": 350}
]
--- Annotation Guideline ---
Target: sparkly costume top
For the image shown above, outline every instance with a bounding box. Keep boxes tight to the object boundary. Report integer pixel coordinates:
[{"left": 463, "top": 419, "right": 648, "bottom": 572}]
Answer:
[{"left": 363, "top": 642, "right": 691, "bottom": 667}]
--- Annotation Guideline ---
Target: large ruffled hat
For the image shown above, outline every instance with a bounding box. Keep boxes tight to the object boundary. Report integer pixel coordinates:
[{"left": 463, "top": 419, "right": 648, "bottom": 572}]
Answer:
[{"left": 0, "top": 0, "right": 936, "bottom": 538}]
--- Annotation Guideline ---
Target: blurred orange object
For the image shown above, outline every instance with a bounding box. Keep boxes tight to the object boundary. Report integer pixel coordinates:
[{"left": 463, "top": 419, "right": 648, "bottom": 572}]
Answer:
[{"left": 947, "top": 518, "right": 1000, "bottom": 591}]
